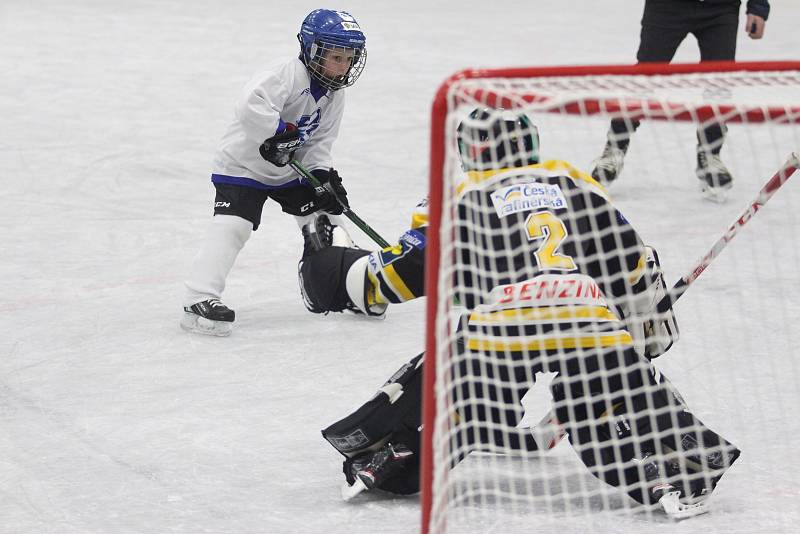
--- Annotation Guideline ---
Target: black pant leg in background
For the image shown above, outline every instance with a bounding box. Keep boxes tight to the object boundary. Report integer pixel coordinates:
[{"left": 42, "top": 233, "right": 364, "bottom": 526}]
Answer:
[
  {"left": 693, "top": 2, "right": 739, "bottom": 61},
  {"left": 692, "top": 3, "right": 739, "bottom": 149},
  {"left": 611, "top": 0, "right": 739, "bottom": 148},
  {"left": 610, "top": 1, "right": 691, "bottom": 138}
]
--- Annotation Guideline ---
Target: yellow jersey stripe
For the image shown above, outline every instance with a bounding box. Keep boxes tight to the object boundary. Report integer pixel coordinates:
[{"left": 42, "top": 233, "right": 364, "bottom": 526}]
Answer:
[
  {"left": 410, "top": 211, "right": 429, "bottom": 229},
  {"left": 366, "top": 270, "right": 388, "bottom": 305},
  {"left": 455, "top": 159, "right": 607, "bottom": 198},
  {"left": 381, "top": 263, "right": 416, "bottom": 302},
  {"left": 468, "top": 305, "right": 620, "bottom": 324},
  {"left": 628, "top": 252, "right": 647, "bottom": 285},
  {"left": 599, "top": 402, "right": 625, "bottom": 420},
  {"left": 466, "top": 332, "right": 633, "bottom": 352}
]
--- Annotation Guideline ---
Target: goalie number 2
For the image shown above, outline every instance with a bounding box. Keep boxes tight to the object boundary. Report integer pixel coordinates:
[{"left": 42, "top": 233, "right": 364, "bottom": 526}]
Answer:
[{"left": 525, "top": 210, "right": 577, "bottom": 271}]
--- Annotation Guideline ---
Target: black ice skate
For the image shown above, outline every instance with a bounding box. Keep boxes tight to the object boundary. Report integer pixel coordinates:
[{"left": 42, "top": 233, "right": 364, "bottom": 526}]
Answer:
[
  {"left": 302, "top": 213, "right": 336, "bottom": 256},
  {"left": 341, "top": 442, "right": 414, "bottom": 501},
  {"left": 591, "top": 138, "right": 629, "bottom": 186},
  {"left": 300, "top": 214, "right": 342, "bottom": 314},
  {"left": 696, "top": 149, "right": 733, "bottom": 203},
  {"left": 180, "top": 298, "right": 235, "bottom": 337},
  {"left": 301, "top": 213, "right": 354, "bottom": 256},
  {"left": 641, "top": 456, "right": 711, "bottom": 520}
]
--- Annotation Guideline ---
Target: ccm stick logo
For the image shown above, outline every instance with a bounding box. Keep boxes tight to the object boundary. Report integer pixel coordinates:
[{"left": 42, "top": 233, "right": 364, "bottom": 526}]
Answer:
[{"left": 687, "top": 199, "right": 765, "bottom": 283}]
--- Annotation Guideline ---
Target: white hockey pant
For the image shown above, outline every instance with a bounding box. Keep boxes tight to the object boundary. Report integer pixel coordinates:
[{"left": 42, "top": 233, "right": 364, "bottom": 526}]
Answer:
[{"left": 183, "top": 214, "right": 252, "bottom": 307}]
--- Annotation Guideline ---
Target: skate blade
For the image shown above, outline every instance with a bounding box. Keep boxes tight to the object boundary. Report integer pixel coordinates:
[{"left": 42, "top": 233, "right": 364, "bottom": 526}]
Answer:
[
  {"left": 659, "top": 491, "right": 710, "bottom": 519},
  {"left": 341, "top": 478, "right": 369, "bottom": 501},
  {"left": 180, "top": 313, "right": 233, "bottom": 337},
  {"left": 698, "top": 180, "right": 732, "bottom": 204}
]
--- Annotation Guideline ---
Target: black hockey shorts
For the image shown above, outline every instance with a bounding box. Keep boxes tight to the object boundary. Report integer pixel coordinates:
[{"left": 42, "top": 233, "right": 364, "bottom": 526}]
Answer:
[{"left": 213, "top": 183, "right": 319, "bottom": 230}]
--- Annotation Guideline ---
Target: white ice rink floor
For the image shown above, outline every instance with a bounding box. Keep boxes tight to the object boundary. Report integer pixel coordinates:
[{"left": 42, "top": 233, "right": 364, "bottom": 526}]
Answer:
[{"left": 2, "top": 1, "right": 799, "bottom": 533}]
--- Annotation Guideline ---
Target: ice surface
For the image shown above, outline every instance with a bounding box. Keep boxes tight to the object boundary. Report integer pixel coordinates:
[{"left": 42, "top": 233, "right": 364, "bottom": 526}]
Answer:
[{"left": 1, "top": 1, "right": 799, "bottom": 533}]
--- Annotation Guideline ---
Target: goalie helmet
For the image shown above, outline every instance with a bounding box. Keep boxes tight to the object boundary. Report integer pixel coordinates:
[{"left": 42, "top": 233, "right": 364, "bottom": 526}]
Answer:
[
  {"left": 457, "top": 108, "right": 540, "bottom": 171},
  {"left": 298, "top": 9, "right": 367, "bottom": 91}
]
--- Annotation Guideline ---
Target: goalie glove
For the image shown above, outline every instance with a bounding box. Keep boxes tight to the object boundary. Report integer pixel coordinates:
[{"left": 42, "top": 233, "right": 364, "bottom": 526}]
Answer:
[{"left": 622, "top": 246, "right": 679, "bottom": 360}]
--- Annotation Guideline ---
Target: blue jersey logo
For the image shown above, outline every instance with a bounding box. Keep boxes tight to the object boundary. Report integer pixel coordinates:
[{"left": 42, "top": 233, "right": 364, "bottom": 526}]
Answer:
[{"left": 296, "top": 108, "right": 322, "bottom": 141}]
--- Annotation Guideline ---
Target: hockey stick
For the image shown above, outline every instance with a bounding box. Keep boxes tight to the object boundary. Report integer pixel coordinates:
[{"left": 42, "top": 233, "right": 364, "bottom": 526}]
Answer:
[
  {"left": 656, "top": 152, "right": 800, "bottom": 314},
  {"left": 289, "top": 159, "right": 391, "bottom": 248}
]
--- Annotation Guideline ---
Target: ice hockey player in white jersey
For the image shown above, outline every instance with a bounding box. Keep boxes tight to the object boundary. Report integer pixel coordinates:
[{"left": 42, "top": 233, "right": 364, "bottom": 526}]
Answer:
[
  {"left": 181, "top": 9, "right": 367, "bottom": 336},
  {"left": 303, "top": 109, "right": 740, "bottom": 518}
]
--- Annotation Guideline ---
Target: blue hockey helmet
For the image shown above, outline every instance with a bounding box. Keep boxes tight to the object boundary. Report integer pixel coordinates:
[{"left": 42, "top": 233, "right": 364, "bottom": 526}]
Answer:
[
  {"left": 298, "top": 9, "right": 367, "bottom": 91},
  {"left": 457, "top": 108, "right": 540, "bottom": 171}
]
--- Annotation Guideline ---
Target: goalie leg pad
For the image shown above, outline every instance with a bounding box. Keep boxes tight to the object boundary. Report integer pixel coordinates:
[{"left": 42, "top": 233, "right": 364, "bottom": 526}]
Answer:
[
  {"left": 322, "top": 353, "right": 424, "bottom": 495},
  {"left": 552, "top": 348, "right": 740, "bottom": 505},
  {"left": 322, "top": 353, "right": 423, "bottom": 456},
  {"left": 298, "top": 246, "right": 370, "bottom": 313},
  {"left": 345, "top": 255, "right": 389, "bottom": 317}
]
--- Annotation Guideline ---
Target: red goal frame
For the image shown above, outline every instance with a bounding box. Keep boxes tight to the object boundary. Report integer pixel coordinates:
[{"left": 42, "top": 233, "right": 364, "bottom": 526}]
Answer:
[{"left": 421, "top": 60, "right": 800, "bottom": 534}]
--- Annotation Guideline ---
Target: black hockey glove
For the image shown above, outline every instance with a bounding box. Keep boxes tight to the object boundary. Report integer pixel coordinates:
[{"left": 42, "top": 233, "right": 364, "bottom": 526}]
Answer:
[
  {"left": 310, "top": 168, "right": 349, "bottom": 215},
  {"left": 623, "top": 246, "right": 679, "bottom": 360},
  {"left": 259, "top": 124, "right": 301, "bottom": 167}
]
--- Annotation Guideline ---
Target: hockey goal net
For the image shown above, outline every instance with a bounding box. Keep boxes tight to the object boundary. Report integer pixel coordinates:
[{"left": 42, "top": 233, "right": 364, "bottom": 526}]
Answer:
[{"left": 422, "top": 62, "right": 800, "bottom": 534}]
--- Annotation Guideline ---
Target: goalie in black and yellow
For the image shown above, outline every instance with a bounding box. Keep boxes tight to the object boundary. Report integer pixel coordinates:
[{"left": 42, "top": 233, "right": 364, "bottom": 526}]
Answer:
[{"left": 302, "top": 109, "right": 740, "bottom": 518}]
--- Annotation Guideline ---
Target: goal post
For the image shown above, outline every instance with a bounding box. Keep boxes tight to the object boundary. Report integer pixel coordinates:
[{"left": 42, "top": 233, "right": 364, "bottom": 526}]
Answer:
[{"left": 422, "top": 61, "right": 800, "bottom": 534}]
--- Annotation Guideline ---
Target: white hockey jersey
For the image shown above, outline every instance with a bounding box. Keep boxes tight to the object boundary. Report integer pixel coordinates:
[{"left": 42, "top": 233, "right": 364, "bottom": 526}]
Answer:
[{"left": 211, "top": 57, "right": 346, "bottom": 188}]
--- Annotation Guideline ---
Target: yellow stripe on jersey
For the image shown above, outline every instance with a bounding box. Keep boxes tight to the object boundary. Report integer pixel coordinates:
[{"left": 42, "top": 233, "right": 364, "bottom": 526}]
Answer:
[
  {"left": 466, "top": 331, "right": 634, "bottom": 352},
  {"left": 410, "top": 210, "right": 429, "bottom": 229},
  {"left": 455, "top": 159, "right": 608, "bottom": 199},
  {"left": 468, "top": 305, "right": 621, "bottom": 325},
  {"left": 366, "top": 270, "right": 388, "bottom": 305},
  {"left": 410, "top": 197, "right": 429, "bottom": 229},
  {"left": 628, "top": 252, "right": 647, "bottom": 286},
  {"left": 598, "top": 402, "right": 625, "bottom": 421},
  {"left": 380, "top": 263, "right": 416, "bottom": 302}
]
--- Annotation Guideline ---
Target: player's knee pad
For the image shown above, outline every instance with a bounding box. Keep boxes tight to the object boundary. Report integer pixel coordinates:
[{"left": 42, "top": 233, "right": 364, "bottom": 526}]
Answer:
[{"left": 298, "top": 246, "right": 370, "bottom": 313}]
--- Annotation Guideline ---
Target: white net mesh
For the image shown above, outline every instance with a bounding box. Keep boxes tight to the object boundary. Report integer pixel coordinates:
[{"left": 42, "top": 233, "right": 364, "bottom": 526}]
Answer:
[{"left": 424, "top": 64, "right": 800, "bottom": 534}]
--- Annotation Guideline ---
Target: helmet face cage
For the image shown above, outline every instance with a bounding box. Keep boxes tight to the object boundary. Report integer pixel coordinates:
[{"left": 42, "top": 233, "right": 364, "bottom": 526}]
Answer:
[
  {"left": 305, "top": 41, "right": 367, "bottom": 91},
  {"left": 298, "top": 10, "right": 367, "bottom": 91},
  {"left": 457, "top": 109, "right": 540, "bottom": 171}
]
